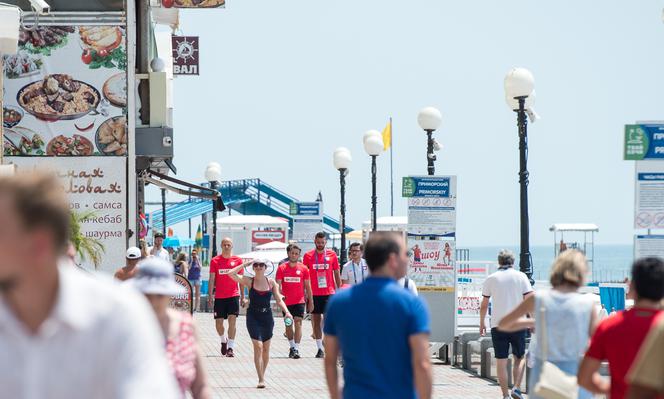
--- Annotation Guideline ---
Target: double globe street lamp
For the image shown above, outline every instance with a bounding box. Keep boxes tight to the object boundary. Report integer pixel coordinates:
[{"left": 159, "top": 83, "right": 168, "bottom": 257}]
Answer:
[
  {"left": 417, "top": 106, "right": 443, "bottom": 176},
  {"left": 504, "top": 67, "right": 536, "bottom": 284},
  {"left": 363, "top": 130, "right": 384, "bottom": 231},
  {"left": 333, "top": 147, "right": 352, "bottom": 265},
  {"left": 204, "top": 162, "right": 222, "bottom": 258}
]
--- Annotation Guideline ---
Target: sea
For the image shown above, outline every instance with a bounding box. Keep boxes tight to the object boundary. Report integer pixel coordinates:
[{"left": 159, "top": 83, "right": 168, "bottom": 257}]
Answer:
[{"left": 464, "top": 244, "right": 633, "bottom": 283}]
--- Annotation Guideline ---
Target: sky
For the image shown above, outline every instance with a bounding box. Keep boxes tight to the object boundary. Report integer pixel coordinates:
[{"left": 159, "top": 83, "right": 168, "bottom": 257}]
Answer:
[{"left": 146, "top": 0, "right": 664, "bottom": 247}]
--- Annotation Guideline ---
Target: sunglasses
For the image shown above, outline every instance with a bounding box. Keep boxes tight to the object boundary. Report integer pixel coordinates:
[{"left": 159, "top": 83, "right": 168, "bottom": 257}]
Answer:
[{"left": 253, "top": 263, "right": 266, "bottom": 268}]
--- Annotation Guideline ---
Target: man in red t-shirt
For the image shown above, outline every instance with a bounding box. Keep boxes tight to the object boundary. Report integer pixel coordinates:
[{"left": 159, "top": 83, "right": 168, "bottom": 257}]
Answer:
[
  {"left": 302, "top": 232, "right": 341, "bottom": 358},
  {"left": 276, "top": 243, "right": 313, "bottom": 359},
  {"left": 207, "top": 237, "right": 246, "bottom": 358},
  {"left": 579, "top": 257, "right": 664, "bottom": 399}
]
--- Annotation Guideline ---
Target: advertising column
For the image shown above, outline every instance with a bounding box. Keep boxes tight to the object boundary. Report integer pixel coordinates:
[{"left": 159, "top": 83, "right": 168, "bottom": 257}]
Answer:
[
  {"left": 402, "top": 175, "right": 457, "bottom": 343},
  {"left": 3, "top": 22, "right": 128, "bottom": 273}
]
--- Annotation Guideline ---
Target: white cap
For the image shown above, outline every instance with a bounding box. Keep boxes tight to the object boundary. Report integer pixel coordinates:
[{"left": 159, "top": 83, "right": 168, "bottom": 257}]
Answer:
[
  {"left": 126, "top": 247, "right": 141, "bottom": 259},
  {"left": 128, "top": 258, "right": 185, "bottom": 296}
]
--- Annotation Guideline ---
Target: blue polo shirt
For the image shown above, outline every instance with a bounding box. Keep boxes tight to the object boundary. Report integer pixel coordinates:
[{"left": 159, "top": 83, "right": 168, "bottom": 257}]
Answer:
[{"left": 324, "top": 276, "right": 430, "bottom": 399}]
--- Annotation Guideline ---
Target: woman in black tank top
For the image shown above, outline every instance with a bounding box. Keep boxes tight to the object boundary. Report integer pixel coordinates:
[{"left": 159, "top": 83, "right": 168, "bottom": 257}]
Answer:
[{"left": 228, "top": 259, "right": 292, "bottom": 389}]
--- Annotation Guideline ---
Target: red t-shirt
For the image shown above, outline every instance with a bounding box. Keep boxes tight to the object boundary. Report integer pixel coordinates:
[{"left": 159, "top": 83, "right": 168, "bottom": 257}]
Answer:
[
  {"left": 585, "top": 308, "right": 663, "bottom": 399},
  {"left": 209, "top": 255, "right": 244, "bottom": 299},
  {"left": 276, "top": 262, "right": 310, "bottom": 306},
  {"left": 302, "top": 249, "right": 339, "bottom": 296}
]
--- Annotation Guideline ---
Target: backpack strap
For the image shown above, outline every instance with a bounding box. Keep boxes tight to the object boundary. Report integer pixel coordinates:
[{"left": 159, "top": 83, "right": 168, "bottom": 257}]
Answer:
[{"left": 404, "top": 278, "right": 409, "bottom": 289}]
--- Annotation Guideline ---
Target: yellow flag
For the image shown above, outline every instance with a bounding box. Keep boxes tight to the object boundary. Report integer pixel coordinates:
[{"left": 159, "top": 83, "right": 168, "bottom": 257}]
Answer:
[{"left": 382, "top": 120, "right": 392, "bottom": 150}]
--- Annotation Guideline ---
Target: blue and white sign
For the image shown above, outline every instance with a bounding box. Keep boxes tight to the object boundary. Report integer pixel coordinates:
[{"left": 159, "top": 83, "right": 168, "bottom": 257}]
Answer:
[
  {"left": 290, "top": 202, "right": 321, "bottom": 216},
  {"left": 404, "top": 175, "right": 457, "bottom": 236},
  {"left": 624, "top": 124, "right": 664, "bottom": 160},
  {"left": 635, "top": 235, "right": 664, "bottom": 259},
  {"left": 291, "top": 201, "right": 323, "bottom": 243},
  {"left": 635, "top": 162, "right": 664, "bottom": 229}
]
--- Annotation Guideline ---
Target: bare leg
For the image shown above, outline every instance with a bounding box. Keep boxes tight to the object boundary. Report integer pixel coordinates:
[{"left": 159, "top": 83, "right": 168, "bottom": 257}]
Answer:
[
  {"left": 285, "top": 324, "right": 294, "bottom": 341},
  {"left": 512, "top": 356, "right": 525, "bottom": 390},
  {"left": 312, "top": 313, "right": 323, "bottom": 340},
  {"left": 496, "top": 358, "right": 509, "bottom": 397},
  {"left": 228, "top": 314, "right": 237, "bottom": 340},
  {"left": 294, "top": 318, "right": 303, "bottom": 343},
  {"left": 262, "top": 339, "right": 271, "bottom": 376},
  {"left": 194, "top": 284, "right": 201, "bottom": 311},
  {"left": 215, "top": 318, "right": 225, "bottom": 337},
  {"left": 251, "top": 340, "right": 264, "bottom": 383}
]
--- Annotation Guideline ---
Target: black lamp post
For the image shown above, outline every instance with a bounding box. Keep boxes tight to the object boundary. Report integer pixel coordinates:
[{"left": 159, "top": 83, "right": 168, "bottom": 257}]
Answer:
[
  {"left": 364, "top": 131, "right": 383, "bottom": 231},
  {"left": 205, "top": 162, "right": 222, "bottom": 258},
  {"left": 333, "top": 147, "right": 352, "bottom": 265},
  {"left": 505, "top": 67, "right": 535, "bottom": 285},
  {"left": 417, "top": 107, "right": 443, "bottom": 176}
]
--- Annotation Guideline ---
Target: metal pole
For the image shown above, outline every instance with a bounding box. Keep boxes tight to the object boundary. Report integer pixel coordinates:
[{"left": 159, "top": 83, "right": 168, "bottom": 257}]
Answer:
[
  {"left": 389, "top": 117, "right": 394, "bottom": 216},
  {"left": 371, "top": 155, "right": 377, "bottom": 231},
  {"left": 161, "top": 188, "right": 166, "bottom": 236},
  {"left": 211, "top": 181, "right": 218, "bottom": 258},
  {"left": 426, "top": 129, "right": 436, "bottom": 176},
  {"left": 516, "top": 96, "right": 534, "bottom": 285},
  {"left": 339, "top": 169, "right": 347, "bottom": 265}
]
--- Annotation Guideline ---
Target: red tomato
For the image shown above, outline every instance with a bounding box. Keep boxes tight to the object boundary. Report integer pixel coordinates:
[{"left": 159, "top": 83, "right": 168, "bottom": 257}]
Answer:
[
  {"left": 98, "top": 49, "right": 109, "bottom": 58},
  {"left": 81, "top": 50, "right": 92, "bottom": 64},
  {"left": 162, "top": 0, "right": 174, "bottom": 7}
]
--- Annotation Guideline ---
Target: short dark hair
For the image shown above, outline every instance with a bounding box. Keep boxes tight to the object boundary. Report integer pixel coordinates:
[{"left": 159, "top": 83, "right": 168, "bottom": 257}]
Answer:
[
  {"left": 286, "top": 243, "right": 301, "bottom": 253},
  {"left": 349, "top": 242, "right": 363, "bottom": 251},
  {"left": 364, "top": 232, "right": 402, "bottom": 272},
  {"left": 314, "top": 232, "right": 326, "bottom": 240},
  {"left": 154, "top": 232, "right": 165, "bottom": 239},
  {"left": 631, "top": 257, "right": 664, "bottom": 301}
]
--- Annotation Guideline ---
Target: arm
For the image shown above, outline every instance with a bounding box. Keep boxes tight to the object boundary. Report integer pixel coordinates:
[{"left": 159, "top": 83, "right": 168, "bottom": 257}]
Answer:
[
  {"left": 334, "top": 269, "right": 342, "bottom": 289},
  {"left": 324, "top": 335, "right": 341, "bottom": 399},
  {"left": 410, "top": 333, "right": 433, "bottom": 399},
  {"left": 272, "top": 279, "right": 292, "bottom": 318},
  {"left": 305, "top": 278, "right": 314, "bottom": 313},
  {"left": 497, "top": 294, "right": 535, "bottom": 332},
  {"left": 227, "top": 261, "right": 253, "bottom": 288},
  {"left": 479, "top": 296, "right": 489, "bottom": 336},
  {"left": 207, "top": 271, "right": 215, "bottom": 307},
  {"left": 577, "top": 356, "right": 610, "bottom": 395},
  {"left": 181, "top": 262, "right": 189, "bottom": 277}
]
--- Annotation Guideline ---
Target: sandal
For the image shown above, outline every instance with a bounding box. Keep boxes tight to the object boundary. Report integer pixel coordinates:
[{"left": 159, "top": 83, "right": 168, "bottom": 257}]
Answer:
[{"left": 257, "top": 382, "right": 266, "bottom": 389}]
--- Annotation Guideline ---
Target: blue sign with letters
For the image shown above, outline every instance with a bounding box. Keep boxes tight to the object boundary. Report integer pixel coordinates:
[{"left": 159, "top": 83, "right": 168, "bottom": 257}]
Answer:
[
  {"left": 624, "top": 124, "right": 664, "bottom": 160},
  {"left": 402, "top": 176, "right": 451, "bottom": 198}
]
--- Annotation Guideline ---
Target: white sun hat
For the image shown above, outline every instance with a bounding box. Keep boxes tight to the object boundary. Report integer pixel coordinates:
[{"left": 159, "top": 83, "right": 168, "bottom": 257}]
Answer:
[{"left": 128, "top": 257, "right": 185, "bottom": 296}]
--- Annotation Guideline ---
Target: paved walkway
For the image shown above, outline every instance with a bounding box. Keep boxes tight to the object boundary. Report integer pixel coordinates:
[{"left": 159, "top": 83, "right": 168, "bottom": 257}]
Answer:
[{"left": 195, "top": 313, "right": 511, "bottom": 398}]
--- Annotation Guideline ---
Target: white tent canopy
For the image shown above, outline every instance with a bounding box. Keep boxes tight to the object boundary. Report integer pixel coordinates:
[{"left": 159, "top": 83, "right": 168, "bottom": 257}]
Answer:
[
  {"left": 255, "top": 241, "right": 288, "bottom": 251},
  {"left": 549, "top": 223, "right": 599, "bottom": 232}
]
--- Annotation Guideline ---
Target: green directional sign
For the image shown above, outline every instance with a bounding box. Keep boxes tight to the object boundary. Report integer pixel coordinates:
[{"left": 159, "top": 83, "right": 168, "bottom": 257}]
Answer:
[
  {"left": 402, "top": 177, "right": 416, "bottom": 197},
  {"left": 289, "top": 202, "right": 298, "bottom": 215},
  {"left": 624, "top": 125, "right": 649, "bottom": 160}
]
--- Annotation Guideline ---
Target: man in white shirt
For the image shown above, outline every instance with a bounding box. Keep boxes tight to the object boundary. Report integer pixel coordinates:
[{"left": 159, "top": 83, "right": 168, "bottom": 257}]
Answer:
[
  {"left": 341, "top": 242, "right": 368, "bottom": 285},
  {"left": 0, "top": 172, "right": 179, "bottom": 399},
  {"left": 479, "top": 250, "right": 533, "bottom": 399},
  {"left": 398, "top": 277, "right": 419, "bottom": 296},
  {"left": 148, "top": 231, "right": 171, "bottom": 262}
]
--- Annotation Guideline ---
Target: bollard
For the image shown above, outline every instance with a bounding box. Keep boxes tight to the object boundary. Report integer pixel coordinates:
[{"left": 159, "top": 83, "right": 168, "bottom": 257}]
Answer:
[
  {"left": 479, "top": 337, "right": 494, "bottom": 378},
  {"left": 460, "top": 332, "right": 481, "bottom": 370}
]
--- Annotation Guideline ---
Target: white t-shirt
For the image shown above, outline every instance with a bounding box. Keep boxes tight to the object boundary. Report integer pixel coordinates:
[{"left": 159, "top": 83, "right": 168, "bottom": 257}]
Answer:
[
  {"left": 148, "top": 246, "right": 170, "bottom": 262},
  {"left": 481, "top": 267, "right": 533, "bottom": 327},
  {"left": 341, "top": 259, "right": 368, "bottom": 285},
  {"left": 398, "top": 277, "right": 419, "bottom": 296}
]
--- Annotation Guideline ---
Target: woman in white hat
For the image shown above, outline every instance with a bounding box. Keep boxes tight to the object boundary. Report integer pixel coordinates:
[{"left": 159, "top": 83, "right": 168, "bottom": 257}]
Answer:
[
  {"left": 129, "top": 258, "right": 211, "bottom": 399},
  {"left": 228, "top": 258, "right": 292, "bottom": 389}
]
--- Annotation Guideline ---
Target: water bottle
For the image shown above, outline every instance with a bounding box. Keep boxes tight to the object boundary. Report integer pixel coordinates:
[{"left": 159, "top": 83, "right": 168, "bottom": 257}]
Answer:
[{"left": 284, "top": 316, "right": 293, "bottom": 327}]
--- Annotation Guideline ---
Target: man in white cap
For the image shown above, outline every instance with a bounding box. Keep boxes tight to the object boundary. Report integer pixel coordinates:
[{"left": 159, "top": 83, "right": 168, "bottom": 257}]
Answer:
[{"left": 114, "top": 246, "right": 142, "bottom": 281}]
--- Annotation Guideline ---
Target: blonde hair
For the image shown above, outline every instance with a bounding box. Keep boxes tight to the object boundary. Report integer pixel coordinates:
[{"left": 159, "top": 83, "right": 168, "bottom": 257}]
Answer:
[
  {"left": 176, "top": 252, "right": 187, "bottom": 264},
  {"left": 549, "top": 250, "right": 587, "bottom": 288}
]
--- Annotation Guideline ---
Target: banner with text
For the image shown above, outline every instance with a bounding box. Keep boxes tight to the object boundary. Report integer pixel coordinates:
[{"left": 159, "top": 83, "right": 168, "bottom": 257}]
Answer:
[
  {"left": 635, "top": 161, "right": 664, "bottom": 229},
  {"left": 6, "top": 156, "right": 126, "bottom": 272},
  {"left": 251, "top": 230, "right": 286, "bottom": 250},
  {"left": 403, "top": 175, "right": 457, "bottom": 236},
  {"left": 407, "top": 238, "right": 455, "bottom": 292},
  {"left": 625, "top": 124, "right": 664, "bottom": 160},
  {"left": 635, "top": 235, "right": 664, "bottom": 259}
]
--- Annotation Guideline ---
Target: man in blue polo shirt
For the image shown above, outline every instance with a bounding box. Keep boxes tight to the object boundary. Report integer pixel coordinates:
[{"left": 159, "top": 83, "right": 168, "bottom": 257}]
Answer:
[{"left": 323, "top": 232, "right": 432, "bottom": 399}]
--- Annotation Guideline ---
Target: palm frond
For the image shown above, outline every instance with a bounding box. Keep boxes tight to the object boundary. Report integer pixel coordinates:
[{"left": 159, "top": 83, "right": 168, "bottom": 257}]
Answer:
[{"left": 70, "top": 210, "right": 106, "bottom": 269}]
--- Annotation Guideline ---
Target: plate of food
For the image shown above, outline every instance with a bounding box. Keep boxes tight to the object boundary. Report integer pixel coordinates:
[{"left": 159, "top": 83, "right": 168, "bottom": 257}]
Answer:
[
  {"left": 95, "top": 116, "right": 127, "bottom": 156},
  {"left": 79, "top": 26, "right": 126, "bottom": 70},
  {"left": 18, "top": 26, "right": 74, "bottom": 56},
  {"left": 102, "top": 73, "right": 127, "bottom": 107},
  {"left": 4, "top": 127, "right": 46, "bottom": 156},
  {"left": 171, "top": 0, "right": 225, "bottom": 7},
  {"left": 2, "top": 50, "right": 43, "bottom": 79},
  {"left": 16, "top": 74, "right": 102, "bottom": 121},
  {"left": 3, "top": 138, "right": 21, "bottom": 156},
  {"left": 46, "top": 134, "right": 94, "bottom": 156},
  {"left": 3, "top": 105, "right": 23, "bottom": 128}
]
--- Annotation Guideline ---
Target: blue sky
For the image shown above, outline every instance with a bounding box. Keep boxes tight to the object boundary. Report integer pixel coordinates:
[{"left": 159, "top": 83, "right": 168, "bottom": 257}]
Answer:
[{"left": 147, "top": 1, "right": 664, "bottom": 246}]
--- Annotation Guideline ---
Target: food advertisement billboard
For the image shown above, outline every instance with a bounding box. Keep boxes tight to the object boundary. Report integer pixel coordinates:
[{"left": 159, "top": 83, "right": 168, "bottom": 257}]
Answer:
[{"left": 3, "top": 25, "right": 127, "bottom": 157}]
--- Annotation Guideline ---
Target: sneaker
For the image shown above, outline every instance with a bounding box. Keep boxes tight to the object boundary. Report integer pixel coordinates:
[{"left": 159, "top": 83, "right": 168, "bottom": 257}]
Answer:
[
  {"left": 288, "top": 348, "right": 295, "bottom": 358},
  {"left": 226, "top": 348, "right": 235, "bottom": 357},
  {"left": 221, "top": 341, "right": 227, "bottom": 356},
  {"left": 511, "top": 389, "right": 524, "bottom": 399},
  {"left": 315, "top": 349, "right": 325, "bottom": 358},
  {"left": 292, "top": 349, "right": 300, "bottom": 359}
]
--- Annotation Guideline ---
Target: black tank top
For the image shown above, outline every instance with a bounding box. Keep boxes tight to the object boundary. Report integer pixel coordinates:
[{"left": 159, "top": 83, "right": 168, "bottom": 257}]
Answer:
[{"left": 248, "top": 277, "right": 272, "bottom": 311}]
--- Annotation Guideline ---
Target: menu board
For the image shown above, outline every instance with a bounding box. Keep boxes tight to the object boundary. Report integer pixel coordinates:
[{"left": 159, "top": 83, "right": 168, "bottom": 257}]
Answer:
[{"left": 2, "top": 25, "right": 127, "bottom": 157}]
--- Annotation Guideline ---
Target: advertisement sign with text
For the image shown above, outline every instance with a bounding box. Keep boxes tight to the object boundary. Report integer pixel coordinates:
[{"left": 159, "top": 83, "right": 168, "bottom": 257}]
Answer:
[
  {"left": 624, "top": 124, "right": 664, "bottom": 160},
  {"left": 3, "top": 25, "right": 127, "bottom": 157},
  {"left": 634, "top": 161, "right": 664, "bottom": 229},
  {"left": 635, "top": 235, "right": 664, "bottom": 259},
  {"left": 170, "top": 273, "right": 193, "bottom": 315},
  {"left": 172, "top": 36, "right": 199, "bottom": 75},
  {"left": 407, "top": 238, "right": 455, "bottom": 292},
  {"left": 455, "top": 261, "right": 493, "bottom": 332},
  {"left": 291, "top": 201, "right": 323, "bottom": 242},
  {"left": 7, "top": 156, "right": 126, "bottom": 272},
  {"left": 251, "top": 230, "right": 286, "bottom": 250},
  {"left": 403, "top": 176, "right": 456, "bottom": 236}
]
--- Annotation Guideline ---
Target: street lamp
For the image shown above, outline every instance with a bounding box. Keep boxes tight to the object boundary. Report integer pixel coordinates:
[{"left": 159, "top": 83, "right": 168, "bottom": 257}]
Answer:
[
  {"left": 333, "top": 147, "right": 352, "bottom": 265},
  {"left": 417, "top": 106, "right": 443, "bottom": 176},
  {"left": 205, "top": 162, "right": 222, "bottom": 258},
  {"left": 364, "top": 130, "right": 383, "bottom": 231},
  {"left": 504, "top": 67, "right": 535, "bottom": 284}
]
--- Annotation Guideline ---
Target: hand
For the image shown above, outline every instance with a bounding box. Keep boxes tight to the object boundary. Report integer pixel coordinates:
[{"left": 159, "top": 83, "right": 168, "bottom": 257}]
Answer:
[
  {"left": 307, "top": 299, "right": 314, "bottom": 313},
  {"left": 241, "top": 298, "right": 249, "bottom": 308},
  {"left": 285, "top": 312, "right": 293, "bottom": 320},
  {"left": 479, "top": 323, "right": 486, "bottom": 336},
  {"left": 207, "top": 295, "right": 213, "bottom": 308}
]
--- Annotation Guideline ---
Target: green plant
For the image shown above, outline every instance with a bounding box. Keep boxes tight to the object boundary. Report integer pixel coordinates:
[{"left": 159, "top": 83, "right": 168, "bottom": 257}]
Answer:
[{"left": 70, "top": 210, "right": 105, "bottom": 268}]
